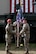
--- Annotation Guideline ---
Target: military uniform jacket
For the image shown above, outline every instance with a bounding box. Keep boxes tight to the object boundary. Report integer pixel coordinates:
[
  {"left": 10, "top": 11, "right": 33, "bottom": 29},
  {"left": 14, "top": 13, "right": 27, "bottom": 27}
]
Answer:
[
  {"left": 5, "top": 23, "right": 16, "bottom": 42},
  {"left": 20, "top": 23, "right": 30, "bottom": 39}
]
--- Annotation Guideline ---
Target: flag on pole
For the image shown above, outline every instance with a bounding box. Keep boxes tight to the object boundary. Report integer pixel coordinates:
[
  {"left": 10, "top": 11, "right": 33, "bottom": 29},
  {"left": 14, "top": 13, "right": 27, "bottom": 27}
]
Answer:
[
  {"left": 10, "top": 0, "right": 34, "bottom": 13},
  {"left": 16, "top": 9, "right": 22, "bottom": 22}
]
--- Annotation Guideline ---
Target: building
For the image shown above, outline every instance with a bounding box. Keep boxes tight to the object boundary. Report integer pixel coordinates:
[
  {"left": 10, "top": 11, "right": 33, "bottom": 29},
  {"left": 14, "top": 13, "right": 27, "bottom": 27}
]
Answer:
[{"left": 0, "top": 0, "right": 36, "bottom": 43}]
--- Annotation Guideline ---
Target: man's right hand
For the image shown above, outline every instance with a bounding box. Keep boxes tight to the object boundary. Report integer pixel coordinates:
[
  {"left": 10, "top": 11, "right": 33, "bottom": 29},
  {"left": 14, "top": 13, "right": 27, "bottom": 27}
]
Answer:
[{"left": 16, "top": 33, "right": 20, "bottom": 36}]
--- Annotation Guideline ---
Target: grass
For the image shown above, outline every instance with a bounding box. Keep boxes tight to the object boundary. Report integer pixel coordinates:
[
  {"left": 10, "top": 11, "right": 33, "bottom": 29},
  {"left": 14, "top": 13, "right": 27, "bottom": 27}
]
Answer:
[
  {"left": 29, "top": 43, "right": 36, "bottom": 48},
  {"left": 0, "top": 43, "right": 36, "bottom": 51},
  {"left": 0, "top": 43, "right": 5, "bottom": 50}
]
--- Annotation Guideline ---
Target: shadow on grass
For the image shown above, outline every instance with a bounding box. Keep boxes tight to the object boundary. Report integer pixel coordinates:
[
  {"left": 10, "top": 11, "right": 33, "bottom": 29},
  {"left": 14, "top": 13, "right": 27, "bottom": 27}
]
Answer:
[{"left": 0, "top": 43, "right": 36, "bottom": 51}]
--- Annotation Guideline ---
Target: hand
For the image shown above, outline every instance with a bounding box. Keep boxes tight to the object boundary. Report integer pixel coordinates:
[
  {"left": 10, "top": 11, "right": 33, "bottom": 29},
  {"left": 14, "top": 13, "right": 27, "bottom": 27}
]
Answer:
[{"left": 16, "top": 33, "right": 20, "bottom": 36}]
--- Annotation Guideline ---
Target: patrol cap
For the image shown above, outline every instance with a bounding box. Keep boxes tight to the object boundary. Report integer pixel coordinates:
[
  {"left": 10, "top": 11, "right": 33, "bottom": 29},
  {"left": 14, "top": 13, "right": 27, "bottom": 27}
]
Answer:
[
  {"left": 7, "top": 19, "right": 11, "bottom": 23},
  {"left": 23, "top": 18, "right": 27, "bottom": 20}
]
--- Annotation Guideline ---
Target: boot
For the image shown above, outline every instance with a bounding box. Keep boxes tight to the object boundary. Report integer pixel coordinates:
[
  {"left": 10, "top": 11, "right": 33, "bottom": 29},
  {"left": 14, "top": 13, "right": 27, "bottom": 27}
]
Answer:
[
  {"left": 6, "top": 50, "right": 9, "bottom": 54},
  {"left": 9, "top": 52, "right": 12, "bottom": 54},
  {"left": 25, "top": 49, "right": 29, "bottom": 54}
]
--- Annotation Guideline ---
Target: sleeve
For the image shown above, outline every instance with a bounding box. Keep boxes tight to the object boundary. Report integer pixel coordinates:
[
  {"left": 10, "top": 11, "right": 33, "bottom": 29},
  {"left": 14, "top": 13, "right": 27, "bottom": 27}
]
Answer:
[
  {"left": 5, "top": 24, "right": 11, "bottom": 33},
  {"left": 10, "top": 24, "right": 16, "bottom": 34},
  {"left": 13, "top": 21, "right": 17, "bottom": 26},
  {"left": 5, "top": 25, "right": 8, "bottom": 31},
  {"left": 20, "top": 24, "right": 26, "bottom": 34}
]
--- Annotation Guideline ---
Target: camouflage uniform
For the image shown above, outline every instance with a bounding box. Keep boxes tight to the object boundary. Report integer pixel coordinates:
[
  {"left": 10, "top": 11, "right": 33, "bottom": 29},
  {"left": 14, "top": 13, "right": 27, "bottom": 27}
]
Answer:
[
  {"left": 5, "top": 23, "right": 13, "bottom": 54},
  {"left": 20, "top": 23, "right": 30, "bottom": 53},
  {"left": 5, "top": 18, "right": 17, "bottom": 54},
  {"left": 5, "top": 22, "right": 17, "bottom": 53}
]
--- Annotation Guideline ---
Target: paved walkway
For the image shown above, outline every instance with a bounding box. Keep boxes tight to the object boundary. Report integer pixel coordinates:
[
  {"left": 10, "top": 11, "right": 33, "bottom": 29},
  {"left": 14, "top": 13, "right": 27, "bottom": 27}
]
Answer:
[{"left": 0, "top": 51, "right": 36, "bottom": 54}]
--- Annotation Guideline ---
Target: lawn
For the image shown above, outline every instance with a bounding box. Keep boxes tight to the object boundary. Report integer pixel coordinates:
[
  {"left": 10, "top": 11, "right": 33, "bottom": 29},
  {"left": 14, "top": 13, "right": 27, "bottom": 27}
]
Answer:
[{"left": 0, "top": 43, "right": 36, "bottom": 51}]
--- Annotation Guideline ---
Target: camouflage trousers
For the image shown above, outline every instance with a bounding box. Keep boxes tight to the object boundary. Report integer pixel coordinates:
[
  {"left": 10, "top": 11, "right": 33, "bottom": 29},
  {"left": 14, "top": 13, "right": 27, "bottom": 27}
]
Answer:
[
  {"left": 23, "top": 36, "right": 29, "bottom": 51},
  {"left": 5, "top": 40, "right": 11, "bottom": 51},
  {"left": 5, "top": 36, "right": 11, "bottom": 51}
]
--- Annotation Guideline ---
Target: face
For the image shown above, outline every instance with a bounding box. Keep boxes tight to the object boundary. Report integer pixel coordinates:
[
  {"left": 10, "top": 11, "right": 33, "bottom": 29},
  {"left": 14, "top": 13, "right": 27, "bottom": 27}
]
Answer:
[
  {"left": 9, "top": 21, "right": 12, "bottom": 24},
  {"left": 23, "top": 20, "right": 27, "bottom": 24},
  {"left": 7, "top": 19, "right": 12, "bottom": 24}
]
